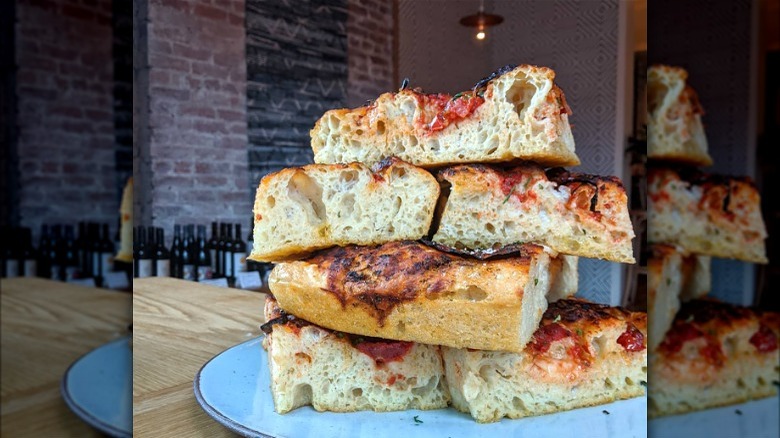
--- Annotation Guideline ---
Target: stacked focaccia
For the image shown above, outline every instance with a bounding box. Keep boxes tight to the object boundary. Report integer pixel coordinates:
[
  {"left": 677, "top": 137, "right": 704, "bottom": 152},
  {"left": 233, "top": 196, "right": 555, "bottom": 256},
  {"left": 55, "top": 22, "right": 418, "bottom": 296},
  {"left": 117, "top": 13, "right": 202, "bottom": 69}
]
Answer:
[
  {"left": 251, "top": 64, "right": 645, "bottom": 422},
  {"left": 646, "top": 65, "right": 777, "bottom": 418}
]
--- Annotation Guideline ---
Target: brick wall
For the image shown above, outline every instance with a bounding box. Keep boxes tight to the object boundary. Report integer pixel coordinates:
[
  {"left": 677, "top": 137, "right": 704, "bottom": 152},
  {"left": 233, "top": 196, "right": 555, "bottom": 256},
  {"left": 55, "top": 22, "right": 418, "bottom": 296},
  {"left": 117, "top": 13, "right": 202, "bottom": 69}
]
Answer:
[
  {"left": 135, "top": 0, "right": 251, "bottom": 241},
  {"left": 346, "top": 0, "right": 395, "bottom": 107},
  {"left": 113, "top": 0, "right": 133, "bottom": 206},
  {"left": 15, "top": 0, "right": 117, "bottom": 239}
]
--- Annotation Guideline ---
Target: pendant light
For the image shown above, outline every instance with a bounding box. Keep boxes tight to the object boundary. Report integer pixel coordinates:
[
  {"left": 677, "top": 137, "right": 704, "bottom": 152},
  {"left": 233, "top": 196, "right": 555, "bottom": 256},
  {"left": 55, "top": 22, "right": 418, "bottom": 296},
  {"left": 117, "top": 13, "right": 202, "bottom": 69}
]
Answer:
[{"left": 459, "top": 0, "right": 504, "bottom": 40}]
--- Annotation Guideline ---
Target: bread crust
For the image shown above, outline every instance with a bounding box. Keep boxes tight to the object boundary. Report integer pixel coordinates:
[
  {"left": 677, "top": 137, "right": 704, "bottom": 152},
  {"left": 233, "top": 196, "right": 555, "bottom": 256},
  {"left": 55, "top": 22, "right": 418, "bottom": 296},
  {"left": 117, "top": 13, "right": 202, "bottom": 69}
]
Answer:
[
  {"left": 648, "top": 299, "right": 780, "bottom": 417},
  {"left": 268, "top": 241, "right": 557, "bottom": 352},
  {"left": 249, "top": 158, "right": 440, "bottom": 262},
  {"left": 433, "top": 163, "right": 635, "bottom": 263},
  {"left": 311, "top": 64, "right": 580, "bottom": 168},
  {"left": 443, "top": 299, "right": 647, "bottom": 423},
  {"left": 647, "top": 65, "right": 713, "bottom": 167},
  {"left": 648, "top": 166, "right": 768, "bottom": 263}
]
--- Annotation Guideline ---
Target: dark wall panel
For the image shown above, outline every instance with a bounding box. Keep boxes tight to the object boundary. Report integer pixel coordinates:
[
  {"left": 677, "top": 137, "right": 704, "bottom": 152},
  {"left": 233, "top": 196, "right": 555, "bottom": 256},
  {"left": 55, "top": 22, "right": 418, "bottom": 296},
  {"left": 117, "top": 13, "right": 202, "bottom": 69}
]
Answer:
[{"left": 246, "top": 0, "right": 348, "bottom": 185}]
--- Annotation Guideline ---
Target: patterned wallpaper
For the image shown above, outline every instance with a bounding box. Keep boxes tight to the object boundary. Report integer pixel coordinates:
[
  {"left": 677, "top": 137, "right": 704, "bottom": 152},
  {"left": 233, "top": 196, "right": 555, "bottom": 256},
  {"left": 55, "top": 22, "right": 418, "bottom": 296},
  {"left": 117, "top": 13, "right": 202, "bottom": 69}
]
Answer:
[
  {"left": 490, "top": 1, "right": 624, "bottom": 304},
  {"left": 649, "top": 0, "right": 755, "bottom": 305},
  {"left": 245, "top": 0, "right": 348, "bottom": 184},
  {"left": 397, "top": 0, "right": 491, "bottom": 94}
]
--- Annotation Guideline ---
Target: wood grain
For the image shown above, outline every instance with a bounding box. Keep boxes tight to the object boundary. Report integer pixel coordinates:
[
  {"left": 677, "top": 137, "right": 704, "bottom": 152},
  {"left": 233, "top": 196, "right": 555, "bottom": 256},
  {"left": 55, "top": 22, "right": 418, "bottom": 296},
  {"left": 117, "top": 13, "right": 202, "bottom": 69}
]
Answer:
[
  {"left": 0, "top": 278, "right": 131, "bottom": 437},
  {"left": 132, "top": 277, "right": 266, "bottom": 437}
]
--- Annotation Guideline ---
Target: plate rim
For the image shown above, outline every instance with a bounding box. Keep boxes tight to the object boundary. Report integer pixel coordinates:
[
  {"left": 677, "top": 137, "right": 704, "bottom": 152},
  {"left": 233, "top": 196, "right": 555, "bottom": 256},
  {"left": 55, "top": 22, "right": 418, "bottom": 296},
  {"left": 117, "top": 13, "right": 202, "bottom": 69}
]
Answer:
[
  {"left": 60, "top": 335, "right": 132, "bottom": 438},
  {"left": 194, "top": 337, "right": 275, "bottom": 438},
  {"left": 193, "top": 337, "right": 650, "bottom": 438}
]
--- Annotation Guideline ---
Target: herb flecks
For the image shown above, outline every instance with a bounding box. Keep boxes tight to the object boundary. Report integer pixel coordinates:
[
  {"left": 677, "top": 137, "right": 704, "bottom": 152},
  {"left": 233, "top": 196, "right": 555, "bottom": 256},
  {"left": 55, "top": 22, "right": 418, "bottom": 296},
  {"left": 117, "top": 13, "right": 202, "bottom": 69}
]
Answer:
[
  {"left": 602, "top": 410, "right": 610, "bottom": 415},
  {"left": 413, "top": 415, "right": 423, "bottom": 425},
  {"left": 503, "top": 186, "right": 515, "bottom": 204}
]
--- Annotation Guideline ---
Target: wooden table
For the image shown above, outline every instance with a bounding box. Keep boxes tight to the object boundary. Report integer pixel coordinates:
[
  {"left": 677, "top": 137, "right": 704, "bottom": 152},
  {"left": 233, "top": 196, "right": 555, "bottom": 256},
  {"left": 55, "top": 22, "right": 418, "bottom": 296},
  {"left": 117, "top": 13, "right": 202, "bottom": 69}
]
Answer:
[
  {"left": 1, "top": 278, "right": 131, "bottom": 437},
  {"left": 133, "top": 277, "right": 267, "bottom": 437}
]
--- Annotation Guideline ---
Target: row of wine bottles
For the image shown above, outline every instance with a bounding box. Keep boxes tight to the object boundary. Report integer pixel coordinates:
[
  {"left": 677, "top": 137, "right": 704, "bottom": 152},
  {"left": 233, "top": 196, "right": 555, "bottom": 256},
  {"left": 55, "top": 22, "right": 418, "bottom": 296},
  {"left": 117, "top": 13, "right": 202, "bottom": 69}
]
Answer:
[
  {"left": 134, "top": 222, "right": 264, "bottom": 283},
  {"left": 1, "top": 223, "right": 123, "bottom": 287}
]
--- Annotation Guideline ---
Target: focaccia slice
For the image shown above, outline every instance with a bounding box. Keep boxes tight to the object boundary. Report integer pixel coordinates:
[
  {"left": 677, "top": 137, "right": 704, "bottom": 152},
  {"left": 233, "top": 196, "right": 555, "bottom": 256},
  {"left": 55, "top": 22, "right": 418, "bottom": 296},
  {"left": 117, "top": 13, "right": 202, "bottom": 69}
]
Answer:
[
  {"left": 268, "top": 241, "right": 558, "bottom": 353},
  {"left": 648, "top": 166, "right": 768, "bottom": 263},
  {"left": 648, "top": 299, "right": 780, "bottom": 417},
  {"left": 261, "top": 296, "right": 449, "bottom": 414},
  {"left": 249, "top": 158, "right": 439, "bottom": 262},
  {"left": 312, "top": 64, "right": 579, "bottom": 168},
  {"left": 647, "top": 245, "right": 713, "bottom": 351},
  {"left": 647, "top": 65, "right": 713, "bottom": 166},
  {"left": 433, "top": 164, "right": 635, "bottom": 263},
  {"left": 647, "top": 245, "right": 684, "bottom": 352},
  {"left": 442, "top": 299, "right": 647, "bottom": 423}
]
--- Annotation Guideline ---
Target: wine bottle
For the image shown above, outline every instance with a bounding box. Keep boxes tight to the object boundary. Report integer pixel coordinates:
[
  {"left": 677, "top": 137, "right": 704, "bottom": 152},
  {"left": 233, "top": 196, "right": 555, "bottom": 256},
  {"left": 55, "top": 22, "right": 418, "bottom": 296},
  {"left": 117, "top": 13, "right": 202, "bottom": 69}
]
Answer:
[
  {"left": 182, "top": 225, "right": 196, "bottom": 281},
  {"left": 20, "top": 227, "right": 38, "bottom": 277},
  {"left": 133, "top": 227, "right": 138, "bottom": 278},
  {"left": 216, "top": 222, "right": 226, "bottom": 278},
  {"left": 77, "top": 222, "right": 87, "bottom": 275},
  {"left": 196, "top": 225, "right": 212, "bottom": 281},
  {"left": 95, "top": 223, "right": 114, "bottom": 285},
  {"left": 49, "top": 224, "right": 63, "bottom": 280},
  {"left": 89, "top": 223, "right": 100, "bottom": 278},
  {"left": 222, "top": 223, "right": 234, "bottom": 283},
  {"left": 62, "top": 225, "right": 79, "bottom": 280},
  {"left": 2, "top": 227, "right": 20, "bottom": 278},
  {"left": 38, "top": 224, "right": 51, "bottom": 278},
  {"left": 147, "top": 225, "right": 157, "bottom": 276},
  {"left": 137, "top": 226, "right": 153, "bottom": 278},
  {"left": 171, "top": 225, "right": 183, "bottom": 278},
  {"left": 233, "top": 223, "right": 247, "bottom": 275},
  {"left": 154, "top": 228, "right": 170, "bottom": 277},
  {"left": 208, "top": 222, "right": 219, "bottom": 277}
]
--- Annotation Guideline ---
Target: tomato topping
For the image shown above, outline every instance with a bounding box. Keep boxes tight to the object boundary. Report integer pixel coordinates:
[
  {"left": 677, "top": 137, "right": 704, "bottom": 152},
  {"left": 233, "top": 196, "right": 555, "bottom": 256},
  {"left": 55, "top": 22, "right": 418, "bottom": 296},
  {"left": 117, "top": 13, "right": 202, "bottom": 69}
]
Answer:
[
  {"left": 750, "top": 325, "right": 778, "bottom": 353},
  {"left": 355, "top": 340, "right": 413, "bottom": 365},
  {"left": 658, "top": 322, "right": 703, "bottom": 354},
  {"left": 616, "top": 324, "right": 646, "bottom": 352},
  {"left": 700, "top": 343, "right": 725, "bottom": 367},
  {"left": 426, "top": 94, "right": 485, "bottom": 133},
  {"left": 529, "top": 323, "right": 571, "bottom": 354},
  {"left": 499, "top": 173, "right": 538, "bottom": 203}
]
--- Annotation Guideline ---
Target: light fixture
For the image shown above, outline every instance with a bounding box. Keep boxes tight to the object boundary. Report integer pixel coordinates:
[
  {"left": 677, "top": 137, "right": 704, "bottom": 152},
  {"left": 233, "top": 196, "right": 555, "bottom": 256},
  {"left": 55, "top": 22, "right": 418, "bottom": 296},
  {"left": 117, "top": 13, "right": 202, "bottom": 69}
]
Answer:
[{"left": 460, "top": 0, "right": 503, "bottom": 41}]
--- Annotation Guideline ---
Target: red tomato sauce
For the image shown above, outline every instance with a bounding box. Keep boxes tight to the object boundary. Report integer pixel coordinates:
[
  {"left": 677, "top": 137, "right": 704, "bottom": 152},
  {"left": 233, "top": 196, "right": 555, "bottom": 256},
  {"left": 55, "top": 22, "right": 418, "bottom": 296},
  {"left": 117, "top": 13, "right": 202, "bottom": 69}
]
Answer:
[
  {"left": 355, "top": 340, "right": 413, "bottom": 365},
  {"left": 750, "top": 325, "right": 779, "bottom": 353},
  {"left": 616, "top": 324, "right": 646, "bottom": 352}
]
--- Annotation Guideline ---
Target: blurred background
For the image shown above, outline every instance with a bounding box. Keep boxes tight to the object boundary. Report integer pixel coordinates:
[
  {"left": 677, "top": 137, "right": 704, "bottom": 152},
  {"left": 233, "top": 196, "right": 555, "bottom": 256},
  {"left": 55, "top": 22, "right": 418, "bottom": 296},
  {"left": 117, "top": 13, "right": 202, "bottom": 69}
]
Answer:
[
  {"left": 649, "top": 0, "right": 779, "bottom": 311},
  {"left": 2, "top": 0, "right": 650, "bottom": 308},
  {"left": 1, "top": 0, "right": 132, "bottom": 289}
]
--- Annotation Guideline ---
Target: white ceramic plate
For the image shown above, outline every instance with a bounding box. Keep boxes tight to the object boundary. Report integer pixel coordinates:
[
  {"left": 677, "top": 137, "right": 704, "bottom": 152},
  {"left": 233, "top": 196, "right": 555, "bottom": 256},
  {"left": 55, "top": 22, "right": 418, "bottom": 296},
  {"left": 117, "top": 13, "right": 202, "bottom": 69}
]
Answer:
[
  {"left": 649, "top": 395, "right": 779, "bottom": 438},
  {"left": 194, "top": 337, "right": 648, "bottom": 438},
  {"left": 61, "top": 336, "right": 132, "bottom": 438}
]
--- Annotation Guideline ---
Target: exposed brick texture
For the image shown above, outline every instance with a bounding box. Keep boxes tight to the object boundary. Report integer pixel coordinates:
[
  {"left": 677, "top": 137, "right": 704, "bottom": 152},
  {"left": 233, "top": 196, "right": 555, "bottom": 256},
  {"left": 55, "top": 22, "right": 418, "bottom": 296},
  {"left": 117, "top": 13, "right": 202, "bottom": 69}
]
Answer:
[
  {"left": 135, "top": 0, "right": 252, "bottom": 241},
  {"left": 113, "top": 0, "right": 133, "bottom": 207},
  {"left": 15, "top": 0, "right": 117, "bottom": 239}
]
